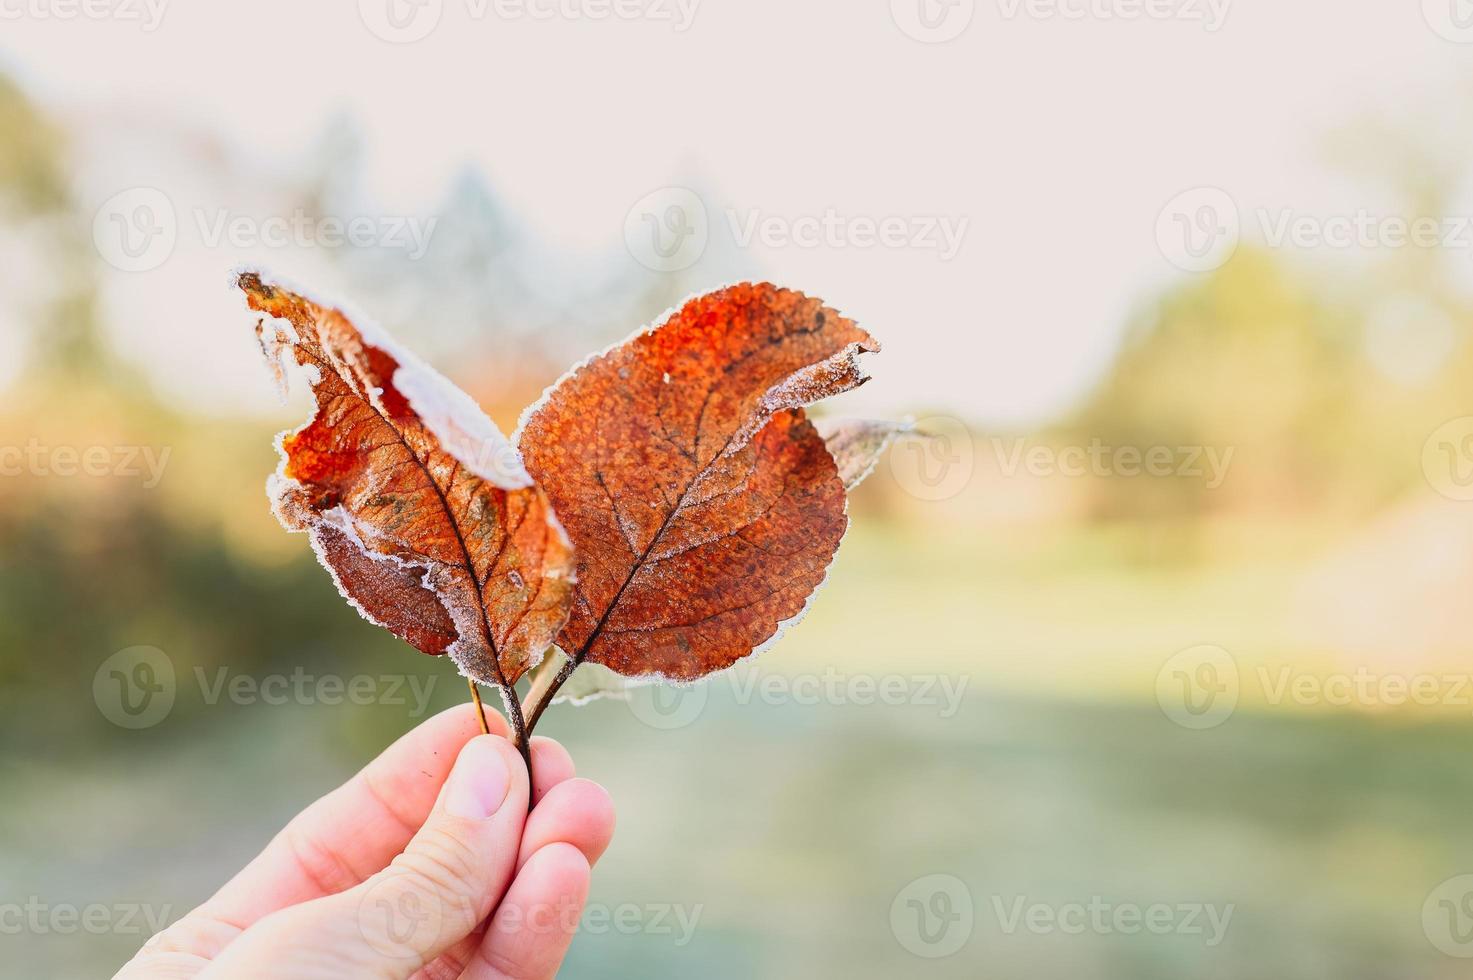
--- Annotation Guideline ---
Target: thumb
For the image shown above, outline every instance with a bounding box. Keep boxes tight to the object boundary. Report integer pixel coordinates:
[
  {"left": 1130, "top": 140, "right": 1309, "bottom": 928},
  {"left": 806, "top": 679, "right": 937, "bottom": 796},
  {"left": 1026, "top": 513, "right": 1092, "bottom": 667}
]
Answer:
[{"left": 203, "top": 734, "right": 530, "bottom": 979}]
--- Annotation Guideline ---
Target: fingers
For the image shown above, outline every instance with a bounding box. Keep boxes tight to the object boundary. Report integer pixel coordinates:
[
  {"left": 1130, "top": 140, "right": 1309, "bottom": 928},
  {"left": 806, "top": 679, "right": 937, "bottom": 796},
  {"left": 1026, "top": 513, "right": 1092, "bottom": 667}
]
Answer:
[
  {"left": 410, "top": 776, "right": 615, "bottom": 979},
  {"left": 517, "top": 779, "right": 616, "bottom": 873},
  {"left": 214, "top": 704, "right": 504, "bottom": 926},
  {"left": 462, "top": 843, "right": 591, "bottom": 980},
  {"left": 527, "top": 737, "right": 575, "bottom": 807},
  {"left": 131, "top": 703, "right": 502, "bottom": 969},
  {"left": 202, "top": 734, "right": 531, "bottom": 979}
]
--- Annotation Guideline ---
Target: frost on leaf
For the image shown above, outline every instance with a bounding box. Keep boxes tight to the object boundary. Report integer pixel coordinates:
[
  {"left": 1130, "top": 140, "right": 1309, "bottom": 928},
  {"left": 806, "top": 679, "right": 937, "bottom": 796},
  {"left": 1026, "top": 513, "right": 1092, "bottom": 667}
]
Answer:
[
  {"left": 517, "top": 282, "right": 880, "bottom": 682},
  {"left": 813, "top": 417, "right": 911, "bottom": 490},
  {"left": 238, "top": 271, "right": 575, "bottom": 689}
]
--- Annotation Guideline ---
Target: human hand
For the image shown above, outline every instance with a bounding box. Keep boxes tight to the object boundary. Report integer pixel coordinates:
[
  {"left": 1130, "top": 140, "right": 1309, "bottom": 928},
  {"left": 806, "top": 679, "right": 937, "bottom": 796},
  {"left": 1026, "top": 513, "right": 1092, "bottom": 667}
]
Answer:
[{"left": 115, "top": 704, "right": 616, "bottom": 980}]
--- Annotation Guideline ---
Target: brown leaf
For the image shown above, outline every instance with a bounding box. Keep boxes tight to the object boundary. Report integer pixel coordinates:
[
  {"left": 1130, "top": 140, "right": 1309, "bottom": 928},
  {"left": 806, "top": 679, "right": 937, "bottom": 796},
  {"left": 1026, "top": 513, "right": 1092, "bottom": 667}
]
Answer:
[
  {"left": 517, "top": 282, "right": 879, "bottom": 681},
  {"left": 813, "top": 417, "right": 911, "bottom": 490},
  {"left": 238, "top": 271, "right": 575, "bottom": 688}
]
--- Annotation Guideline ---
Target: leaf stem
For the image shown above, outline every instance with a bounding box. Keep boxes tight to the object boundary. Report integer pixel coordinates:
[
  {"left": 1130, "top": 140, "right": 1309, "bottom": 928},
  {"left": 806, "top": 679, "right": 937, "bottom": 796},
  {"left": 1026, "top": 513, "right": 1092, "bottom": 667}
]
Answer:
[
  {"left": 502, "top": 683, "right": 533, "bottom": 779},
  {"left": 523, "top": 656, "right": 576, "bottom": 736},
  {"left": 467, "top": 677, "right": 491, "bottom": 735}
]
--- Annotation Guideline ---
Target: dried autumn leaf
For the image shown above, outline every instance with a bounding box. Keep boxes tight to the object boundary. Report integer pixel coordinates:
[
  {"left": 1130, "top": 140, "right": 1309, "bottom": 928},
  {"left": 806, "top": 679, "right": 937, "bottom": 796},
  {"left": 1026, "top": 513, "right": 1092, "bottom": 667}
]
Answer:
[
  {"left": 517, "top": 282, "right": 879, "bottom": 683},
  {"left": 813, "top": 417, "right": 912, "bottom": 490},
  {"left": 238, "top": 271, "right": 575, "bottom": 690}
]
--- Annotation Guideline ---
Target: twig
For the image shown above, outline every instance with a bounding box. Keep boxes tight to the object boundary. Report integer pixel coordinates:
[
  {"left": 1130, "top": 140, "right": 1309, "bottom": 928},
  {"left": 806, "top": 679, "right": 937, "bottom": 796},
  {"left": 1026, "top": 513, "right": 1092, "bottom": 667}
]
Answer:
[
  {"left": 466, "top": 676, "right": 534, "bottom": 810},
  {"left": 523, "top": 656, "right": 577, "bottom": 736},
  {"left": 467, "top": 677, "right": 491, "bottom": 736}
]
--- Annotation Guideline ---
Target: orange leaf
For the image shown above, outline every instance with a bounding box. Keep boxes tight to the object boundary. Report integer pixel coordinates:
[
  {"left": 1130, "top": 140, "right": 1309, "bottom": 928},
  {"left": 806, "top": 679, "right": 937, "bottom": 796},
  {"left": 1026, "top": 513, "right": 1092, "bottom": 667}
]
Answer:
[
  {"left": 238, "top": 272, "right": 575, "bottom": 689},
  {"left": 517, "top": 282, "right": 879, "bottom": 681}
]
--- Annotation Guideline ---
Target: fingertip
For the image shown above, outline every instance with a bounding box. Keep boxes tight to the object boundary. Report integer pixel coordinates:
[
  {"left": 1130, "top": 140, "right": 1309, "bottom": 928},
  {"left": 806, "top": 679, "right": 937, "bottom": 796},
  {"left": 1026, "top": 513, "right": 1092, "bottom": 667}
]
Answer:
[
  {"left": 565, "top": 779, "right": 616, "bottom": 855},
  {"left": 526, "top": 841, "right": 592, "bottom": 891},
  {"left": 528, "top": 736, "right": 576, "bottom": 804},
  {"left": 518, "top": 778, "right": 616, "bottom": 873},
  {"left": 471, "top": 843, "right": 591, "bottom": 979},
  {"left": 426, "top": 700, "right": 511, "bottom": 741}
]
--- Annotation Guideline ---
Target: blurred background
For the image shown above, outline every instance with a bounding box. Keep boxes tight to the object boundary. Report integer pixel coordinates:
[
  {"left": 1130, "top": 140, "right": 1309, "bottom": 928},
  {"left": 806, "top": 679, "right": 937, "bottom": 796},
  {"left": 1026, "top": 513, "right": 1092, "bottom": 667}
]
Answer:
[{"left": 5, "top": 2, "right": 1473, "bottom": 977}]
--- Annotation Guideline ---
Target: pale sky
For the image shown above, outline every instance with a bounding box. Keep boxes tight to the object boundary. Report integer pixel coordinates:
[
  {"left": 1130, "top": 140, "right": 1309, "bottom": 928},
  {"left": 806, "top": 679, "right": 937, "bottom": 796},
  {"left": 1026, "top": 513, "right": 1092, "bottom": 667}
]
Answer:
[{"left": 2, "top": 0, "right": 1469, "bottom": 424}]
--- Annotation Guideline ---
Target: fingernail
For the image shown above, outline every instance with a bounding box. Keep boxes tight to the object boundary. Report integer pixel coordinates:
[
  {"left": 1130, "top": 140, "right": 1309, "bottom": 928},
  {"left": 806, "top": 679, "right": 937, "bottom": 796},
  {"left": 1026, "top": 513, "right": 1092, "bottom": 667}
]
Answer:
[{"left": 443, "top": 736, "right": 511, "bottom": 819}]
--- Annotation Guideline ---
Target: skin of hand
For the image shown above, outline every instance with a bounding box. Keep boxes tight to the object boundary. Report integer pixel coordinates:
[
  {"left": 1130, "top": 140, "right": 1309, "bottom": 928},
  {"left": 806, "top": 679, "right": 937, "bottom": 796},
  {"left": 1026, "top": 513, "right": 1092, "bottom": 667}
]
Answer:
[{"left": 114, "top": 703, "right": 617, "bottom": 980}]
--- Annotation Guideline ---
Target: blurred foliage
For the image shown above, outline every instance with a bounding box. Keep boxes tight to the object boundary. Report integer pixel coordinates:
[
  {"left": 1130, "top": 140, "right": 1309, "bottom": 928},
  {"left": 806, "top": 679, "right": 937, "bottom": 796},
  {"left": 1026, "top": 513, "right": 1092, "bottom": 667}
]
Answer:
[{"left": 0, "top": 73, "right": 66, "bottom": 216}]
